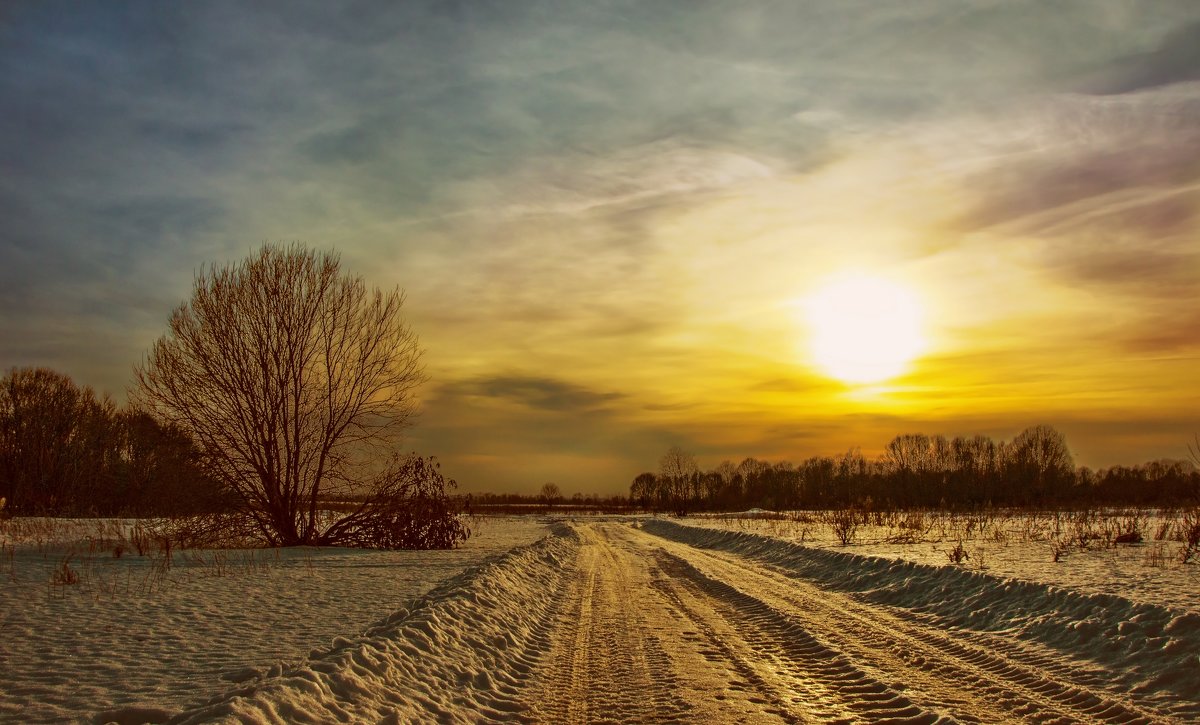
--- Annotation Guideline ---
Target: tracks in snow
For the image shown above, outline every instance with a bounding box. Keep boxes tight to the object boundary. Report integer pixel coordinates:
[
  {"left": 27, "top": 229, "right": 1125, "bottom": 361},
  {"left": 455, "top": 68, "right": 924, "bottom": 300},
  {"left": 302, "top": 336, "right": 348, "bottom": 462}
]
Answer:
[
  {"left": 530, "top": 525, "right": 696, "bottom": 723},
  {"left": 525, "top": 522, "right": 1175, "bottom": 724}
]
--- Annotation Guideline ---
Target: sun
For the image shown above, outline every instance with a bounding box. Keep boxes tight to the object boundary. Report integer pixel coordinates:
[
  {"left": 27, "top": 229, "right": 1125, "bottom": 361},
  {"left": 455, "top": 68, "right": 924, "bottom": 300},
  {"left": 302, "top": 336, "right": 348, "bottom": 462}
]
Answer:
[{"left": 803, "top": 272, "right": 925, "bottom": 384}]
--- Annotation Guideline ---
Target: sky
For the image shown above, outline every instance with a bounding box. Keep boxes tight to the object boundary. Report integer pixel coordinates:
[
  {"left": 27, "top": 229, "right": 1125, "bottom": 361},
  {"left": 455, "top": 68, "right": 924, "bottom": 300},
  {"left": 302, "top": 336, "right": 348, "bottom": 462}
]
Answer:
[{"left": 2, "top": 1, "right": 1199, "bottom": 495}]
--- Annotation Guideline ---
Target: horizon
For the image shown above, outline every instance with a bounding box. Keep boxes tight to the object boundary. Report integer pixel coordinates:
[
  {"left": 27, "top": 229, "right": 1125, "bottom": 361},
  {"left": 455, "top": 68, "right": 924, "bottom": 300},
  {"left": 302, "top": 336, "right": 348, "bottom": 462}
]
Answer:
[{"left": 3, "top": 2, "right": 1199, "bottom": 496}]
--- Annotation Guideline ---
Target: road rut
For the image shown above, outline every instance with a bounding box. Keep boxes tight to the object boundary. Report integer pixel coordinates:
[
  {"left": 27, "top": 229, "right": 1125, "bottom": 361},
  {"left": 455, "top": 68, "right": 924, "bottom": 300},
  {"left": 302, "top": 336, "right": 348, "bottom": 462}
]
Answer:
[{"left": 524, "top": 521, "right": 1174, "bottom": 724}]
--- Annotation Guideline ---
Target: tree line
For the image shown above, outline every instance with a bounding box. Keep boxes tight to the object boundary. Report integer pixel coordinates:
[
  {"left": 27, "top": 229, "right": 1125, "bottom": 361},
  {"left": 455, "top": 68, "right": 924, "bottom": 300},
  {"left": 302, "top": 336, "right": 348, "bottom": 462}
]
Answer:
[
  {"left": 0, "top": 367, "right": 228, "bottom": 516},
  {"left": 632, "top": 426, "right": 1200, "bottom": 515}
]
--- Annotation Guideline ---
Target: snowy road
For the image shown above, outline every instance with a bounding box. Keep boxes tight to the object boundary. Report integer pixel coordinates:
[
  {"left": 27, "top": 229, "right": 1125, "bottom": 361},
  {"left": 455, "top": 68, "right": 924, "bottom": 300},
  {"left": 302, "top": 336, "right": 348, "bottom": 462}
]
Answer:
[
  {"left": 161, "top": 519, "right": 1198, "bottom": 724},
  {"left": 530, "top": 522, "right": 1171, "bottom": 724}
]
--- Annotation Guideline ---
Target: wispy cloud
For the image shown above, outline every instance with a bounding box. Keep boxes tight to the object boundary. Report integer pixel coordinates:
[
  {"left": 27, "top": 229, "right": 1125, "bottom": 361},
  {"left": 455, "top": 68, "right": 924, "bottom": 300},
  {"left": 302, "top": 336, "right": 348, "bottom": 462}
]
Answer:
[
  {"left": 437, "top": 375, "right": 623, "bottom": 413},
  {"left": 3, "top": 1, "right": 1200, "bottom": 490}
]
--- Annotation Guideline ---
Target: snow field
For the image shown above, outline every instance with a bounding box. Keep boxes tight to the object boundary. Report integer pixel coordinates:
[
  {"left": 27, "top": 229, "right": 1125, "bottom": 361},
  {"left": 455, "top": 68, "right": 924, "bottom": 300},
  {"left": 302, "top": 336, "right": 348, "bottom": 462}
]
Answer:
[
  {"left": 162, "top": 517, "right": 1198, "bottom": 722},
  {"left": 160, "top": 522, "right": 582, "bottom": 724},
  {"left": 689, "top": 509, "right": 1200, "bottom": 612},
  {"left": 0, "top": 516, "right": 548, "bottom": 724}
]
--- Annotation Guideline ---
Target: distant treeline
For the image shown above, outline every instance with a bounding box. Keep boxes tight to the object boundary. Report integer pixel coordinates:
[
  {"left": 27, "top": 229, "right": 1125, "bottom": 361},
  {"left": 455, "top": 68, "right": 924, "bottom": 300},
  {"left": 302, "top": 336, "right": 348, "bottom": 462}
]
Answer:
[
  {"left": 633, "top": 426, "right": 1200, "bottom": 514},
  {"left": 464, "top": 491, "right": 632, "bottom": 514},
  {"left": 0, "top": 368, "right": 231, "bottom": 516},
  {"left": 7, "top": 367, "right": 1197, "bottom": 518}
]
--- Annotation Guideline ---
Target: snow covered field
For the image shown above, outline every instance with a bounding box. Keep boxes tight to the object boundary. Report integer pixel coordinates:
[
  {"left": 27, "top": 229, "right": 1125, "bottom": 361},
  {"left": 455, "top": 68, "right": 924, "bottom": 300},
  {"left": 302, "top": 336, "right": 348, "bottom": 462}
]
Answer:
[
  {"left": 690, "top": 508, "right": 1200, "bottom": 613},
  {"left": 3, "top": 512, "right": 1198, "bottom": 723},
  {"left": 0, "top": 515, "right": 548, "bottom": 724}
]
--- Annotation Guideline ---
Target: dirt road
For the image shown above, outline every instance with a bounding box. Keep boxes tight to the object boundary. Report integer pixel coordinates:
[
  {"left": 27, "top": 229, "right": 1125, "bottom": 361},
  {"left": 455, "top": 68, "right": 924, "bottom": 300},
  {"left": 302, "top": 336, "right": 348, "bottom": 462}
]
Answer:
[{"left": 527, "top": 521, "right": 1172, "bottom": 724}]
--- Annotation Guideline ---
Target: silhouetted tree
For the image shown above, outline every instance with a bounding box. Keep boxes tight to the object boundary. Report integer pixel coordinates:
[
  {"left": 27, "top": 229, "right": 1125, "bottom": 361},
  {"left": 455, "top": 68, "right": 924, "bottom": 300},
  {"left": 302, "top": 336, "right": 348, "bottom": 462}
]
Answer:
[
  {"left": 630, "top": 472, "right": 657, "bottom": 509},
  {"left": 134, "top": 244, "right": 466, "bottom": 549},
  {"left": 114, "top": 411, "right": 229, "bottom": 515},
  {"left": 0, "top": 367, "right": 230, "bottom": 515},
  {"left": 1007, "top": 424, "right": 1074, "bottom": 504},
  {"left": 539, "top": 482, "right": 561, "bottom": 508},
  {"left": 660, "top": 446, "right": 698, "bottom": 515},
  {"left": 631, "top": 424, "right": 1200, "bottom": 511},
  {"left": 0, "top": 368, "right": 116, "bottom": 513}
]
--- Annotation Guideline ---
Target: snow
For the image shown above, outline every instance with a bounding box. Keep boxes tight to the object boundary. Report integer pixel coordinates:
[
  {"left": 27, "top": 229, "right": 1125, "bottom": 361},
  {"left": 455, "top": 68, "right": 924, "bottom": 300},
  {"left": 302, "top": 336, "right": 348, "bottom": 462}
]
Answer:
[
  {"left": 3, "top": 511, "right": 1198, "bottom": 723},
  {"left": 0, "top": 515, "right": 548, "bottom": 724},
  {"left": 642, "top": 518, "right": 1200, "bottom": 712},
  {"left": 687, "top": 509, "right": 1200, "bottom": 612},
  {"left": 162, "top": 522, "right": 580, "bottom": 724}
]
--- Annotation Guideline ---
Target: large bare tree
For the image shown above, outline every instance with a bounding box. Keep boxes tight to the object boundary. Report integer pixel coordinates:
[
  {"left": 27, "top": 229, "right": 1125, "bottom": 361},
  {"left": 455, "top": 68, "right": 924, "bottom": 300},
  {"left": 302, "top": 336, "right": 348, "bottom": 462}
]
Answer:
[{"left": 134, "top": 244, "right": 464, "bottom": 548}]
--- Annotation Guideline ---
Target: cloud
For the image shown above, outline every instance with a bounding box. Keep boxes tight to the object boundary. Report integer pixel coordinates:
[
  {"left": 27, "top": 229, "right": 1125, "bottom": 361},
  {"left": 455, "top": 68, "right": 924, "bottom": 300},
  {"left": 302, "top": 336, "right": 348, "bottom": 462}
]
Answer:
[
  {"left": 938, "top": 84, "right": 1200, "bottom": 311},
  {"left": 4, "top": 0, "right": 1200, "bottom": 490},
  {"left": 1113, "top": 309, "right": 1200, "bottom": 356},
  {"left": 1085, "top": 20, "right": 1200, "bottom": 94},
  {"left": 953, "top": 85, "right": 1200, "bottom": 226},
  {"left": 1047, "top": 245, "right": 1198, "bottom": 299},
  {"left": 436, "top": 375, "right": 623, "bottom": 413}
]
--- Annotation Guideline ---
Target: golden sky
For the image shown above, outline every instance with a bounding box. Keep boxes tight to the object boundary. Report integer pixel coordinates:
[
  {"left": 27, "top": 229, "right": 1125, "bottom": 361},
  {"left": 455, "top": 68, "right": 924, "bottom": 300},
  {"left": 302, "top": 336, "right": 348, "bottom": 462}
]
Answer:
[{"left": 2, "top": 2, "right": 1198, "bottom": 493}]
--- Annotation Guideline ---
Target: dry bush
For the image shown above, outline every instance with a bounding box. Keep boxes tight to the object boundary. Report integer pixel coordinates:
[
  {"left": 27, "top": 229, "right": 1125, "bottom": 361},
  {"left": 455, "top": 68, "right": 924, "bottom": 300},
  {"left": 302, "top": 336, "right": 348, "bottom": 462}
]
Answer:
[
  {"left": 946, "top": 541, "right": 970, "bottom": 565},
  {"left": 316, "top": 456, "right": 470, "bottom": 549},
  {"left": 1020, "top": 512, "right": 1055, "bottom": 542},
  {"left": 2, "top": 542, "right": 14, "bottom": 583},
  {"left": 1107, "top": 511, "right": 1145, "bottom": 545},
  {"left": 824, "top": 508, "right": 860, "bottom": 545},
  {"left": 52, "top": 556, "right": 78, "bottom": 586},
  {"left": 787, "top": 511, "right": 818, "bottom": 525},
  {"left": 148, "top": 513, "right": 261, "bottom": 550},
  {"left": 129, "top": 524, "right": 153, "bottom": 556},
  {"left": 1052, "top": 540, "right": 1071, "bottom": 563},
  {"left": 884, "top": 510, "right": 935, "bottom": 544},
  {"left": 1066, "top": 509, "right": 1104, "bottom": 549}
]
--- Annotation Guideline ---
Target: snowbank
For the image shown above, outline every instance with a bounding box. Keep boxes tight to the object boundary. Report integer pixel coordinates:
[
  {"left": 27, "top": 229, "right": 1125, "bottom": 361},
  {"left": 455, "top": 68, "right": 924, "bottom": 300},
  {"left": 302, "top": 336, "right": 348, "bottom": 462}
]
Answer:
[
  {"left": 98, "top": 524, "right": 580, "bottom": 724},
  {"left": 1, "top": 517, "right": 548, "bottom": 724},
  {"left": 642, "top": 518, "right": 1200, "bottom": 704}
]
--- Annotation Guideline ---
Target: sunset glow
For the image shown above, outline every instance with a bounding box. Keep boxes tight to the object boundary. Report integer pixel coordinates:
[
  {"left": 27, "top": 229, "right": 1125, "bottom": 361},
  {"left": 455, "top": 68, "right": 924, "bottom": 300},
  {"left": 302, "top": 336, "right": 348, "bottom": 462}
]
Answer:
[
  {"left": 2, "top": 3, "right": 1199, "bottom": 493},
  {"left": 805, "top": 273, "right": 925, "bottom": 385}
]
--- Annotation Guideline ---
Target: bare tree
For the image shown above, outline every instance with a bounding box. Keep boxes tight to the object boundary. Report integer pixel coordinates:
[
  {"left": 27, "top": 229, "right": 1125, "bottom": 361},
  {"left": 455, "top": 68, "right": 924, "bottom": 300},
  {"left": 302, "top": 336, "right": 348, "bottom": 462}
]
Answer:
[
  {"left": 539, "top": 482, "right": 561, "bottom": 509},
  {"left": 134, "top": 244, "right": 465, "bottom": 548},
  {"left": 1008, "top": 424, "right": 1074, "bottom": 503},
  {"left": 0, "top": 367, "right": 118, "bottom": 514},
  {"left": 629, "top": 472, "right": 656, "bottom": 510},
  {"left": 660, "top": 445, "right": 698, "bottom": 515}
]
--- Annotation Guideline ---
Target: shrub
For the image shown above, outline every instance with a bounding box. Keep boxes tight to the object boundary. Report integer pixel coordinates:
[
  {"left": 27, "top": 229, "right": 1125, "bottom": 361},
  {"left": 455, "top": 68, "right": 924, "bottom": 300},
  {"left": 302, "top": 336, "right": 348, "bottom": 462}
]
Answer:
[
  {"left": 52, "top": 557, "right": 78, "bottom": 586},
  {"left": 946, "top": 541, "right": 970, "bottom": 565},
  {"left": 826, "top": 508, "right": 859, "bottom": 545}
]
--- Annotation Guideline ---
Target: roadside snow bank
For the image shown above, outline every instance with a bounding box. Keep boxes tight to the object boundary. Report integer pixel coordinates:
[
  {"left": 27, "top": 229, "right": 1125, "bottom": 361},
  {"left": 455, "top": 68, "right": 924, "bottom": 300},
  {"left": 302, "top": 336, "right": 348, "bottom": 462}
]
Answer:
[
  {"left": 643, "top": 518, "right": 1200, "bottom": 703},
  {"left": 101, "top": 525, "right": 579, "bottom": 725}
]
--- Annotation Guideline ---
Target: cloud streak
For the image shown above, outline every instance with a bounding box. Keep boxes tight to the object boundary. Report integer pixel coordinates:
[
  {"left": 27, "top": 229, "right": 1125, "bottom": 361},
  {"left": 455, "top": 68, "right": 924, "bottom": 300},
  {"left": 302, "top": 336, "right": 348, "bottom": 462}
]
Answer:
[{"left": 3, "top": 1, "right": 1200, "bottom": 491}]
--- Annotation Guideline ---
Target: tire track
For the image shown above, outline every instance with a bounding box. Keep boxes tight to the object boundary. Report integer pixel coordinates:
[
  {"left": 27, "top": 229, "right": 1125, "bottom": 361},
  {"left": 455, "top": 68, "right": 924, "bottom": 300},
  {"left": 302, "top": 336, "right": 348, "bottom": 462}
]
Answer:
[
  {"left": 528, "top": 525, "right": 693, "bottom": 724},
  {"left": 650, "top": 559, "right": 862, "bottom": 723},
  {"left": 652, "top": 549, "right": 957, "bottom": 724},
  {"left": 636, "top": 524, "right": 1171, "bottom": 724}
]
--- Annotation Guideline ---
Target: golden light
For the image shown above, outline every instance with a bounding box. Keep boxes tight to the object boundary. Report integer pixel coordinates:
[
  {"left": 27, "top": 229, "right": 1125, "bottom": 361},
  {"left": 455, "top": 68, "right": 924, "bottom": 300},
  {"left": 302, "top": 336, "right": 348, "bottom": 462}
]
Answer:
[{"left": 804, "top": 272, "right": 925, "bottom": 384}]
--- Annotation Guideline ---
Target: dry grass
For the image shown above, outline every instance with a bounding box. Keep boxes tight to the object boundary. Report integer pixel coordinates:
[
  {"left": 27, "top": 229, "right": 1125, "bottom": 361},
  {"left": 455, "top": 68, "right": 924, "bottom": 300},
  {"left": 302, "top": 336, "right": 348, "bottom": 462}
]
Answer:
[
  {"left": 946, "top": 541, "right": 970, "bottom": 565},
  {"left": 51, "top": 557, "right": 79, "bottom": 586},
  {"left": 704, "top": 505, "right": 1200, "bottom": 571},
  {"left": 0, "top": 514, "right": 318, "bottom": 601}
]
